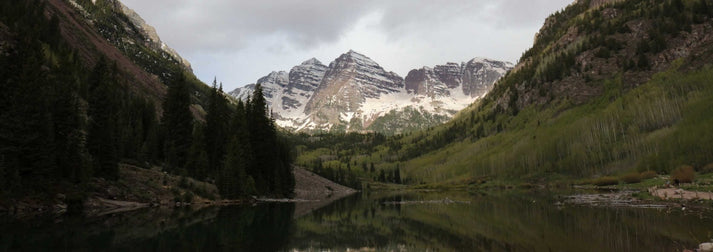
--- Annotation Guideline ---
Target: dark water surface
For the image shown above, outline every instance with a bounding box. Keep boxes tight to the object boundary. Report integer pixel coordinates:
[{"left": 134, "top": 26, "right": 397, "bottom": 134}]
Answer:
[{"left": 2, "top": 191, "right": 712, "bottom": 251}]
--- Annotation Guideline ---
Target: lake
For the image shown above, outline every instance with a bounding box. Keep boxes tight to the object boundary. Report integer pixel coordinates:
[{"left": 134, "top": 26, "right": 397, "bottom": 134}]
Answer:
[{"left": 1, "top": 190, "right": 712, "bottom": 251}]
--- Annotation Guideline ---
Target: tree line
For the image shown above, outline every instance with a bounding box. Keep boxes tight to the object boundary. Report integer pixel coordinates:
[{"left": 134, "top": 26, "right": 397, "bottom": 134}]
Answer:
[{"left": 164, "top": 78, "right": 295, "bottom": 198}]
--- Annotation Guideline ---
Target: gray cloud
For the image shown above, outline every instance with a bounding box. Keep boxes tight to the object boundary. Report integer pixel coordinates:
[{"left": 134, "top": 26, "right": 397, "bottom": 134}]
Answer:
[
  {"left": 374, "top": 0, "right": 573, "bottom": 40},
  {"left": 119, "top": 0, "right": 573, "bottom": 89},
  {"left": 124, "top": 0, "right": 571, "bottom": 52},
  {"left": 123, "top": 0, "right": 378, "bottom": 52}
]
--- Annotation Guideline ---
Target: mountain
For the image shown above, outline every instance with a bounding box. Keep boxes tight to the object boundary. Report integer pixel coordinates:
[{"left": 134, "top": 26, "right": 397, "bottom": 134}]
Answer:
[
  {"left": 1, "top": 0, "right": 296, "bottom": 211},
  {"left": 393, "top": 0, "right": 713, "bottom": 183},
  {"left": 230, "top": 58, "right": 328, "bottom": 121},
  {"left": 230, "top": 50, "right": 513, "bottom": 133},
  {"left": 49, "top": 0, "right": 206, "bottom": 105},
  {"left": 117, "top": 2, "right": 193, "bottom": 72},
  {"left": 405, "top": 58, "right": 511, "bottom": 98},
  {"left": 295, "top": 0, "right": 713, "bottom": 186}
]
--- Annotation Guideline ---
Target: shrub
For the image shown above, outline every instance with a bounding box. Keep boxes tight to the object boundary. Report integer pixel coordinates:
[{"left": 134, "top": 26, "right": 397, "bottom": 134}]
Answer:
[
  {"left": 700, "top": 163, "right": 713, "bottom": 174},
  {"left": 179, "top": 176, "right": 189, "bottom": 188},
  {"left": 183, "top": 191, "right": 194, "bottom": 203},
  {"left": 171, "top": 187, "right": 181, "bottom": 197},
  {"left": 671, "top": 165, "right": 695, "bottom": 184},
  {"left": 592, "top": 176, "right": 619, "bottom": 186},
  {"left": 621, "top": 172, "right": 642, "bottom": 184},
  {"left": 640, "top": 170, "right": 657, "bottom": 180}
]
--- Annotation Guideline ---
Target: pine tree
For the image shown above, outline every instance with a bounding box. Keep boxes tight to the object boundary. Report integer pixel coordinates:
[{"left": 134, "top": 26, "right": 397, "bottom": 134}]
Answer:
[
  {"left": 0, "top": 1, "right": 95, "bottom": 188},
  {"left": 139, "top": 100, "right": 160, "bottom": 163},
  {"left": 0, "top": 35, "right": 56, "bottom": 186},
  {"left": 672, "top": 0, "right": 684, "bottom": 12},
  {"left": 274, "top": 137, "right": 294, "bottom": 197},
  {"left": 219, "top": 101, "right": 253, "bottom": 198},
  {"left": 52, "top": 57, "right": 91, "bottom": 183},
  {"left": 205, "top": 79, "right": 230, "bottom": 178},
  {"left": 246, "top": 84, "right": 275, "bottom": 194},
  {"left": 693, "top": 0, "right": 710, "bottom": 22},
  {"left": 186, "top": 123, "right": 209, "bottom": 180},
  {"left": 241, "top": 83, "right": 295, "bottom": 197},
  {"left": 88, "top": 59, "right": 119, "bottom": 181},
  {"left": 162, "top": 73, "right": 194, "bottom": 174}
]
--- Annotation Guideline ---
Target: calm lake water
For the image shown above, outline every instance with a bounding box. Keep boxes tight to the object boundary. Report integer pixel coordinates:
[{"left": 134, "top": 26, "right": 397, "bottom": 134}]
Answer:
[{"left": 2, "top": 191, "right": 712, "bottom": 251}]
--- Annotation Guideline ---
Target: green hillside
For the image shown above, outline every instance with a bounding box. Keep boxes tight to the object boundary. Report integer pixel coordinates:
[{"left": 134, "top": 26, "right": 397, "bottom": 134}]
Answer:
[{"left": 294, "top": 0, "right": 713, "bottom": 186}]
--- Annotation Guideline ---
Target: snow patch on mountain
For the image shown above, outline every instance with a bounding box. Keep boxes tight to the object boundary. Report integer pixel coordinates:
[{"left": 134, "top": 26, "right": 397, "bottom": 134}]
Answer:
[{"left": 229, "top": 50, "right": 512, "bottom": 133}]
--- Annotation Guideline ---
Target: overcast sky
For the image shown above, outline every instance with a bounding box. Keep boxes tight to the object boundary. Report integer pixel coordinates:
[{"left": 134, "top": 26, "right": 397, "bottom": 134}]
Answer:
[{"left": 120, "top": 0, "right": 573, "bottom": 91}]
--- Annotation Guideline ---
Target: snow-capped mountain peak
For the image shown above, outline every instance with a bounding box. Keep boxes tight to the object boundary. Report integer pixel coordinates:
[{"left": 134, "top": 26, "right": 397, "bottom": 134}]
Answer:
[{"left": 230, "top": 50, "right": 513, "bottom": 134}]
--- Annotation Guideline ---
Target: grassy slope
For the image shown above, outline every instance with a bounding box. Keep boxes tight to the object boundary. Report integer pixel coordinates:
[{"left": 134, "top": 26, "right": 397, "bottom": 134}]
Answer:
[
  {"left": 319, "top": 0, "right": 713, "bottom": 186},
  {"left": 401, "top": 62, "right": 713, "bottom": 185}
]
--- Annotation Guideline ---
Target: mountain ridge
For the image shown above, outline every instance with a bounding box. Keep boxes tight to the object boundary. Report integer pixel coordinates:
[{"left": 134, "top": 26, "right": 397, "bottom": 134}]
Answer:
[
  {"left": 116, "top": 1, "right": 193, "bottom": 72},
  {"left": 46, "top": 0, "right": 167, "bottom": 101},
  {"left": 292, "top": 0, "right": 713, "bottom": 189},
  {"left": 383, "top": 0, "right": 713, "bottom": 183},
  {"left": 230, "top": 50, "right": 513, "bottom": 134}
]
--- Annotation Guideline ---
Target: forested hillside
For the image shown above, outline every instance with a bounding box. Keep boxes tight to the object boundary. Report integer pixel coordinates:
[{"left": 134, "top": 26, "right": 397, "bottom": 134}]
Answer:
[
  {"left": 0, "top": 0, "right": 293, "bottom": 208},
  {"left": 294, "top": 0, "right": 713, "bottom": 186}
]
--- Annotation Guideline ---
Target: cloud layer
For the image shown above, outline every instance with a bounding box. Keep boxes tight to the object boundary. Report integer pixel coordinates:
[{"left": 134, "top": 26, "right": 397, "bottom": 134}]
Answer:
[{"left": 120, "top": 0, "right": 573, "bottom": 90}]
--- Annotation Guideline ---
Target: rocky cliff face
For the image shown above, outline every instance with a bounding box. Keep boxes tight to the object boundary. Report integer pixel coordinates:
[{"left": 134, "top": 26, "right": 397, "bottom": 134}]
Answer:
[
  {"left": 65, "top": 0, "right": 193, "bottom": 83},
  {"left": 284, "top": 58, "right": 328, "bottom": 111},
  {"left": 304, "top": 50, "right": 404, "bottom": 127},
  {"left": 405, "top": 58, "right": 512, "bottom": 98},
  {"left": 118, "top": 3, "right": 193, "bottom": 72},
  {"left": 229, "top": 58, "right": 329, "bottom": 120},
  {"left": 230, "top": 50, "right": 512, "bottom": 133}
]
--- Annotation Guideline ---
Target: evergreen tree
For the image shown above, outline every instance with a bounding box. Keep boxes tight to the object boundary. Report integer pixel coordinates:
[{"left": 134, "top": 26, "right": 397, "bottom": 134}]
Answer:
[
  {"left": 672, "top": 0, "right": 684, "bottom": 12},
  {"left": 186, "top": 123, "right": 209, "bottom": 180},
  {"left": 139, "top": 101, "right": 160, "bottom": 163},
  {"left": 0, "top": 34, "right": 56, "bottom": 186},
  {"left": 162, "top": 73, "right": 194, "bottom": 173},
  {"left": 116, "top": 96, "right": 157, "bottom": 164},
  {"left": 205, "top": 79, "right": 230, "bottom": 178},
  {"left": 219, "top": 101, "right": 254, "bottom": 198},
  {"left": 0, "top": 1, "right": 94, "bottom": 189},
  {"left": 246, "top": 84, "right": 274, "bottom": 194},
  {"left": 87, "top": 59, "right": 119, "bottom": 180},
  {"left": 52, "top": 56, "right": 91, "bottom": 183},
  {"left": 273, "top": 136, "right": 295, "bottom": 197},
  {"left": 243, "top": 83, "right": 294, "bottom": 197}
]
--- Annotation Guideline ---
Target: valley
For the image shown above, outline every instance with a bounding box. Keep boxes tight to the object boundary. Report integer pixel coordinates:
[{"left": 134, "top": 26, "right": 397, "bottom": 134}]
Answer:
[
  {"left": 2, "top": 0, "right": 713, "bottom": 250},
  {"left": 292, "top": 0, "right": 713, "bottom": 190}
]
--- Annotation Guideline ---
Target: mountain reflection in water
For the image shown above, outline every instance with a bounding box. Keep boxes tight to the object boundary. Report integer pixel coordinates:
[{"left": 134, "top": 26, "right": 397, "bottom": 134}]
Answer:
[{"left": 1, "top": 191, "right": 712, "bottom": 251}]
